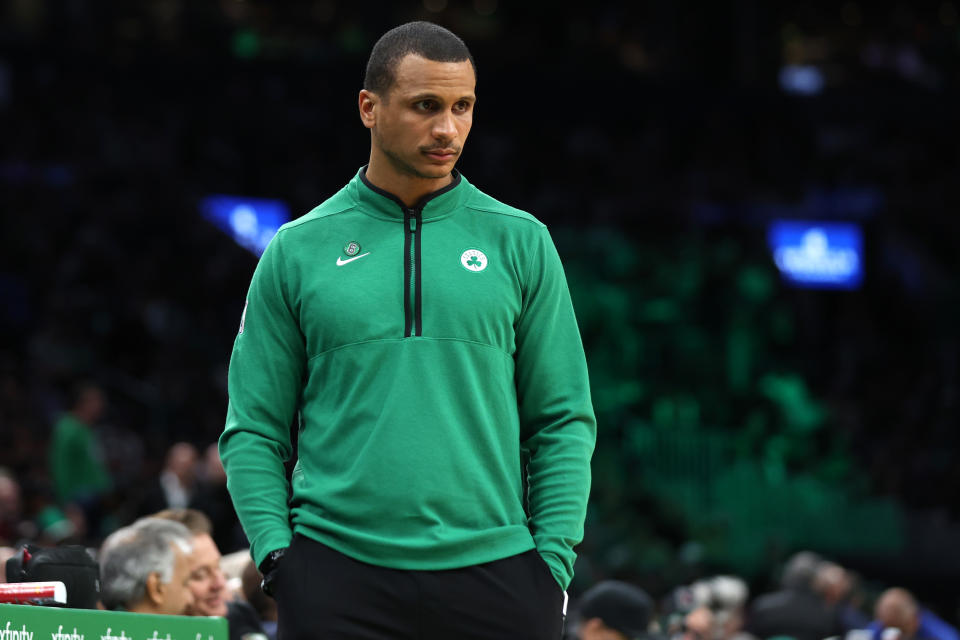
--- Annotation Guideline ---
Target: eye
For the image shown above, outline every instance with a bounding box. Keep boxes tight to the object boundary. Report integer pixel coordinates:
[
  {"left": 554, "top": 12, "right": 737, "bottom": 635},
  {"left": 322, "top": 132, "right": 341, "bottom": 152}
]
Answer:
[
  {"left": 415, "top": 99, "right": 437, "bottom": 111},
  {"left": 453, "top": 101, "right": 471, "bottom": 113},
  {"left": 189, "top": 567, "right": 210, "bottom": 581}
]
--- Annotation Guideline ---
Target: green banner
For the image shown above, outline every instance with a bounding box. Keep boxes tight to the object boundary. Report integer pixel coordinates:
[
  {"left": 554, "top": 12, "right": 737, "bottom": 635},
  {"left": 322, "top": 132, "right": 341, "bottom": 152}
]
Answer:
[{"left": 0, "top": 603, "right": 228, "bottom": 640}]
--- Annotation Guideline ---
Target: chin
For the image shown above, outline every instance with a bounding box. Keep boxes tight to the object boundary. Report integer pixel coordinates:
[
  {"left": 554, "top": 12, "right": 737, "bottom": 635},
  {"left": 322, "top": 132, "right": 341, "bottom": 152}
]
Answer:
[
  {"left": 194, "top": 603, "right": 226, "bottom": 617},
  {"left": 417, "top": 165, "right": 453, "bottom": 179}
]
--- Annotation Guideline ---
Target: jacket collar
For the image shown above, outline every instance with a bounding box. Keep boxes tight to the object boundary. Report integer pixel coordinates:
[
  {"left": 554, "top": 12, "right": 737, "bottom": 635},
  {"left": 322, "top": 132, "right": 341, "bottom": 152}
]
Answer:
[{"left": 353, "top": 165, "right": 467, "bottom": 221}]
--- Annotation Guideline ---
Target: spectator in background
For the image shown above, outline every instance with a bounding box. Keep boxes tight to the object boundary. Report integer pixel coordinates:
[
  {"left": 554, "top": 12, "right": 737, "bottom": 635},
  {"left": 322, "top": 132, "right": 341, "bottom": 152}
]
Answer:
[
  {"left": 814, "top": 561, "right": 869, "bottom": 632},
  {"left": 870, "top": 588, "right": 959, "bottom": 640},
  {"left": 192, "top": 443, "right": 244, "bottom": 554},
  {"left": 138, "top": 442, "right": 199, "bottom": 516},
  {"left": 0, "top": 547, "right": 15, "bottom": 581},
  {"left": 746, "top": 551, "right": 843, "bottom": 640},
  {"left": 47, "top": 381, "right": 111, "bottom": 535},
  {"left": 152, "top": 508, "right": 229, "bottom": 618},
  {"left": 687, "top": 575, "right": 756, "bottom": 640},
  {"left": 680, "top": 607, "right": 714, "bottom": 640},
  {"left": 99, "top": 516, "right": 196, "bottom": 615},
  {"left": 226, "top": 559, "right": 277, "bottom": 640},
  {"left": 0, "top": 469, "right": 23, "bottom": 545},
  {"left": 572, "top": 580, "right": 657, "bottom": 640}
]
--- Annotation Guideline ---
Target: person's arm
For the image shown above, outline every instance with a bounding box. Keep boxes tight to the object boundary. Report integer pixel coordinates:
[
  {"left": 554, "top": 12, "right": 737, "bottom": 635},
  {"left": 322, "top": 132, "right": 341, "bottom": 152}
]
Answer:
[
  {"left": 515, "top": 226, "right": 596, "bottom": 591},
  {"left": 219, "top": 232, "right": 307, "bottom": 568},
  {"left": 919, "top": 609, "right": 960, "bottom": 640}
]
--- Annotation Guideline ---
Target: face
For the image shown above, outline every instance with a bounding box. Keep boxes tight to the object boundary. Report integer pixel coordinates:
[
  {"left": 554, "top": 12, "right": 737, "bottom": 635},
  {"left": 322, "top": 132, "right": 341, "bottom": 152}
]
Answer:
[
  {"left": 185, "top": 533, "right": 228, "bottom": 617},
  {"left": 167, "top": 443, "right": 198, "bottom": 483},
  {"left": 78, "top": 387, "right": 106, "bottom": 423},
  {"left": 361, "top": 54, "right": 476, "bottom": 182},
  {"left": 0, "top": 476, "right": 21, "bottom": 518},
  {"left": 160, "top": 545, "right": 196, "bottom": 616},
  {"left": 682, "top": 607, "right": 714, "bottom": 640},
  {"left": 582, "top": 618, "right": 631, "bottom": 640},
  {"left": 204, "top": 444, "right": 227, "bottom": 485}
]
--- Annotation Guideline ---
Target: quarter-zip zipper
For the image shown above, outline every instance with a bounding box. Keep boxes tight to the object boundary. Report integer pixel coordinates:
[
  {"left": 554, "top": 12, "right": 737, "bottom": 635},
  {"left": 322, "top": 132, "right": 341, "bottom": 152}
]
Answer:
[
  {"left": 358, "top": 167, "right": 461, "bottom": 339},
  {"left": 403, "top": 207, "right": 423, "bottom": 337}
]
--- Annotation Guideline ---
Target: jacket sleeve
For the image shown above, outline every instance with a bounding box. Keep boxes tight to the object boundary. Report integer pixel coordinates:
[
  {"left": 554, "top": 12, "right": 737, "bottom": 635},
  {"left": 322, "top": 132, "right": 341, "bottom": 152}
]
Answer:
[
  {"left": 515, "top": 226, "right": 596, "bottom": 590},
  {"left": 219, "top": 232, "right": 307, "bottom": 568}
]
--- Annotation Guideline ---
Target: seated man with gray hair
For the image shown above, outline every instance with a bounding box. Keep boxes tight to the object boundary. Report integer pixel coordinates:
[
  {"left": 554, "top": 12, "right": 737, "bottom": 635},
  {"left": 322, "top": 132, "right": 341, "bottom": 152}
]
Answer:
[{"left": 99, "top": 517, "right": 196, "bottom": 615}]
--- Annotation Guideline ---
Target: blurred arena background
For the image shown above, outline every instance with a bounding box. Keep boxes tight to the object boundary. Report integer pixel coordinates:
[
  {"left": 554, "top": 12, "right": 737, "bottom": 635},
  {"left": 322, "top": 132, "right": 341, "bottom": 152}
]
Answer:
[{"left": 1, "top": 0, "right": 959, "bottom": 623}]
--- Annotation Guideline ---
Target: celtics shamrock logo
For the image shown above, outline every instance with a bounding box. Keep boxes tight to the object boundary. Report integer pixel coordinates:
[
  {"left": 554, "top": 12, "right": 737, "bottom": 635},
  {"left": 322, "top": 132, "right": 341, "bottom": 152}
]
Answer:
[{"left": 460, "top": 249, "right": 488, "bottom": 272}]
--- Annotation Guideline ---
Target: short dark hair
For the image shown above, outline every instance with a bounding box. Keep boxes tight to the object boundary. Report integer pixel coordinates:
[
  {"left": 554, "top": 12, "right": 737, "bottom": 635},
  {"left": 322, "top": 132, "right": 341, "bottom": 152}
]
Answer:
[{"left": 364, "top": 21, "right": 476, "bottom": 96}]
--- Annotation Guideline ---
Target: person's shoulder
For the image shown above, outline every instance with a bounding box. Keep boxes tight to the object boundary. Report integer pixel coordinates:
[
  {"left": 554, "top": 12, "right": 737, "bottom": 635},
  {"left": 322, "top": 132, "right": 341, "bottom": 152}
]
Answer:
[
  {"left": 462, "top": 183, "right": 546, "bottom": 229},
  {"left": 750, "top": 589, "right": 795, "bottom": 610},
  {"left": 277, "top": 184, "right": 358, "bottom": 236},
  {"left": 52, "top": 413, "right": 83, "bottom": 434},
  {"left": 919, "top": 609, "right": 960, "bottom": 640},
  {"left": 226, "top": 599, "right": 266, "bottom": 640},
  {"left": 226, "top": 598, "right": 259, "bottom": 620}
]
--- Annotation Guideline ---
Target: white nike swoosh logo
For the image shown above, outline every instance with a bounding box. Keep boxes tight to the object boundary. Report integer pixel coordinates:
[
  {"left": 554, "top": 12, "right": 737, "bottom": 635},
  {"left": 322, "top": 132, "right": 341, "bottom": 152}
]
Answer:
[{"left": 336, "top": 252, "right": 370, "bottom": 266}]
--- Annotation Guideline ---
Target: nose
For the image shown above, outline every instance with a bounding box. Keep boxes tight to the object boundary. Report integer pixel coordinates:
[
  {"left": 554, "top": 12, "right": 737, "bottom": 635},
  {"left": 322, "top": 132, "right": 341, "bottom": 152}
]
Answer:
[
  {"left": 183, "top": 586, "right": 196, "bottom": 612},
  {"left": 211, "top": 566, "right": 227, "bottom": 591},
  {"left": 432, "top": 110, "right": 457, "bottom": 141}
]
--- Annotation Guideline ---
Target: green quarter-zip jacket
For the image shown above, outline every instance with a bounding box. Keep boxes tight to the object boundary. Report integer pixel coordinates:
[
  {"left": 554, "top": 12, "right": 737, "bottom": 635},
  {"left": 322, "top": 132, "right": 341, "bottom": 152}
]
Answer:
[{"left": 220, "top": 167, "right": 596, "bottom": 590}]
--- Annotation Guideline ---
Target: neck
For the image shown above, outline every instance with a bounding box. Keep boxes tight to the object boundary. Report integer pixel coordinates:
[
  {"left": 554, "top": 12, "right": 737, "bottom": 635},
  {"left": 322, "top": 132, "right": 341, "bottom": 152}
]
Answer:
[{"left": 365, "top": 153, "right": 453, "bottom": 208}]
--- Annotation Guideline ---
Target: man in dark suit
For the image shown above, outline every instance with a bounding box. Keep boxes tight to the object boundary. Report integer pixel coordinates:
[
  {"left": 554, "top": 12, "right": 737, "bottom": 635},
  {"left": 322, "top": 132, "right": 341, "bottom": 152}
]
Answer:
[{"left": 746, "top": 552, "right": 843, "bottom": 640}]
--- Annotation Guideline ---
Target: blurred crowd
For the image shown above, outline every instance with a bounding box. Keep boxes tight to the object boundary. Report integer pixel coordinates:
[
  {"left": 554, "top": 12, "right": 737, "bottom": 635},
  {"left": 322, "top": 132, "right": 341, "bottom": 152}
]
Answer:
[
  {"left": 561, "top": 551, "right": 959, "bottom": 640},
  {"left": 3, "top": 506, "right": 958, "bottom": 640},
  {"left": 0, "top": 380, "right": 243, "bottom": 554},
  {"left": 2, "top": 508, "right": 274, "bottom": 640}
]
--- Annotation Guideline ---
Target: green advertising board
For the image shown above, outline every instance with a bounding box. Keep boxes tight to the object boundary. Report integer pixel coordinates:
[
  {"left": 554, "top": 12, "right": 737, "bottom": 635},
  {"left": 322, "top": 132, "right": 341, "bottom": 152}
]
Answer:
[{"left": 0, "top": 603, "right": 228, "bottom": 640}]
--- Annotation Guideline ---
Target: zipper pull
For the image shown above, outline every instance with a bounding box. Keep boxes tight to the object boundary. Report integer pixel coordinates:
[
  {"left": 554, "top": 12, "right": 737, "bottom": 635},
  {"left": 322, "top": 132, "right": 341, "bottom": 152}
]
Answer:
[{"left": 409, "top": 217, "right": 417, "bottom": 232}]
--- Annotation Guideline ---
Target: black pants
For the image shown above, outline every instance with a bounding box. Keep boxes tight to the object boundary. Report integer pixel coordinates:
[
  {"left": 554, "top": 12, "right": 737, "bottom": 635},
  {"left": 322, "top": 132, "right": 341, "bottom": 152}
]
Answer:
[{"left": 275, "top": 535, "right": 566, "bottom": 639}]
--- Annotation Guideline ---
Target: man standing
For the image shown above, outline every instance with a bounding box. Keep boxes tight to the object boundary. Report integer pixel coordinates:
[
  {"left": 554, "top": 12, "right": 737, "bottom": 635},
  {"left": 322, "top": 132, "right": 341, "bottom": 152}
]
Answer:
[
  {"left": 48, "top": 381, "right": 111, "bottom": 534},
  {"left": 138, "top": 443, "right": 200, "bottom": 516},
  {"left": 220, "top": 20, "right": 596, "bottom": 639},
  {"left": 746, "top": 551, "right": 843, "bottom": 640}
]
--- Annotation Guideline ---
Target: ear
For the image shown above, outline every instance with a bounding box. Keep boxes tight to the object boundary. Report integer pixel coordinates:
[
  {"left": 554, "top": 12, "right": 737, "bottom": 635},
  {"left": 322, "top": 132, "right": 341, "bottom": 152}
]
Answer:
[
  {"left": 145, "top": 572, "right": 164, "bottom": 606},
  {"left": 359, "top": 89, "right": 378, "bottom": 129}
]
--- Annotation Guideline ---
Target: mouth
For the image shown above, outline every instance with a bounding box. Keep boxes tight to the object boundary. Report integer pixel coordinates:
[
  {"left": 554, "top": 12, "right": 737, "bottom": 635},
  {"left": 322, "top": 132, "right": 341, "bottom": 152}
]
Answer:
[
  {"left": 423, "top": 148, "right": 458, "bottom": 162},
  {"left": 205, "top": 598, "right": 227, "bottom": 613}
]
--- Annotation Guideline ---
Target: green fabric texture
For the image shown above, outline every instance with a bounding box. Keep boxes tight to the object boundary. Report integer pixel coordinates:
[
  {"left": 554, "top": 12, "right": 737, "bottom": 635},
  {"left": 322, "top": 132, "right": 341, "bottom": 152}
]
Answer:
[
  {"left": 48, "top": 413, "right": 111, "bottom": 503},
  {"left": 220, "top": 168, "right": 596, "bottom": 590}
]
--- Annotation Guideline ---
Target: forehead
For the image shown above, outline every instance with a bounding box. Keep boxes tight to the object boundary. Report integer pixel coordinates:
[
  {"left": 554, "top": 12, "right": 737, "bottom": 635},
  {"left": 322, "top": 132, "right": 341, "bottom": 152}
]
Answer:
[
  {"left": 191, "top": 533, "right": 221, "bottom": 565},
  {"left": 172, "top": 545, "right": 196, "bottom": 573},
  {"left": 389, "top": 54, "right": 476, "bottom": 99}
]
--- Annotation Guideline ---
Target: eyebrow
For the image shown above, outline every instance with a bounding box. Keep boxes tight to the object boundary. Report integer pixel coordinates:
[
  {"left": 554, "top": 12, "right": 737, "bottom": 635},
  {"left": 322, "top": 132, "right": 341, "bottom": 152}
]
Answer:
[{"left": 408, "top": 92, "right": 476, "bottom": 103}]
